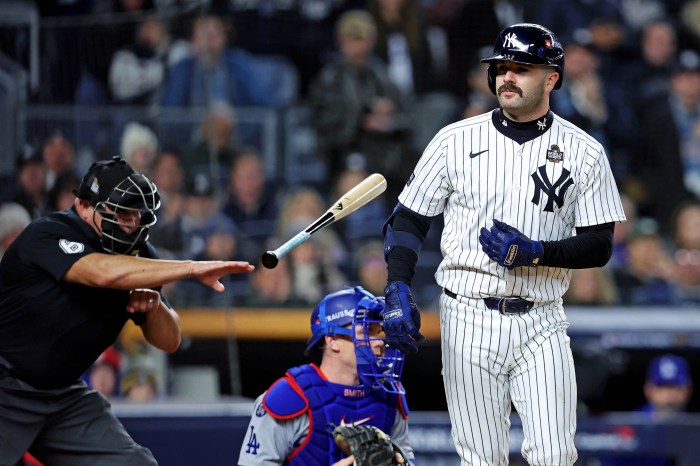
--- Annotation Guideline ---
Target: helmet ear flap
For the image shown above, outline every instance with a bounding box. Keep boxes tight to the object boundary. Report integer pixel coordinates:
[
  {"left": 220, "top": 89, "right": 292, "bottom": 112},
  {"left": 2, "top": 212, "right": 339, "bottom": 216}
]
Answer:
[
  {"left": 487, "top": 64, "right": 497, "bottom": 95},
  {"left": 552, "top": 68, "right": 563, "bottom": 89}
]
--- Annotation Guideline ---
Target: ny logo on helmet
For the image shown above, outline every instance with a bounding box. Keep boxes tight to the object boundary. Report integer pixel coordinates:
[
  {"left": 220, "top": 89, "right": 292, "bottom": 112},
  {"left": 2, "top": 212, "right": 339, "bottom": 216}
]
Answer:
[
  {"left": 531, "top": 165, "right": 574, "bottom": 212},
  {"left": 503, "top": 32, "right": 518, "bottom": 48}
]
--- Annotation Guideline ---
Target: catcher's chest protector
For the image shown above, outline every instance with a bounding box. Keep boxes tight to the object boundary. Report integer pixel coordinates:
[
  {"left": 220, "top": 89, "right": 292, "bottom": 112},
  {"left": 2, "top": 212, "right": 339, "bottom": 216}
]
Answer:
[{"left": 285, "top": 365, "right": 398, "bottom": 466}]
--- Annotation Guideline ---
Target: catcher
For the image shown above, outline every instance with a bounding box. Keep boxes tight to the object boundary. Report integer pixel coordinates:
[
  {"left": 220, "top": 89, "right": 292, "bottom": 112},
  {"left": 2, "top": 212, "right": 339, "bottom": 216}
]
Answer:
[{"left": 237, "top": 286, "right": 416, "bottom": 466}]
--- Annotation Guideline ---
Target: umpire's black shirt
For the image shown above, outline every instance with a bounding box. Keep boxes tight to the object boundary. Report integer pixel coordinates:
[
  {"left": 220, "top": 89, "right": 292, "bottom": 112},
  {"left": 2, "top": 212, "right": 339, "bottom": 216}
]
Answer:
[{"left": 0, "top": 207, "right": 148, "bottom": 389}]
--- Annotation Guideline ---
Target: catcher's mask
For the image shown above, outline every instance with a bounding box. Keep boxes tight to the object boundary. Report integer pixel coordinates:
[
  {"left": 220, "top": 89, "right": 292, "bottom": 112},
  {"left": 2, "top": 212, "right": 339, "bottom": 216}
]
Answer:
[
  {"left": 305, "top": 286, "right": 405, "bottom": 395},
  {"left": 481, "top": 23, "right": 565, "bottom": 95},
  {"left": 75, "top": 156, "right": 160, "bottom": 255}
]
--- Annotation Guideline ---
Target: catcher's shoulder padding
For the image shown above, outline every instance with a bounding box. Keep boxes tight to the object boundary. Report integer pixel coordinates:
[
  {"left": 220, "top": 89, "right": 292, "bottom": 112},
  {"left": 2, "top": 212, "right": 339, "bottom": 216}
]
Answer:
[{"left": 262, "top": 374, "right": 309, "bottom": 419}]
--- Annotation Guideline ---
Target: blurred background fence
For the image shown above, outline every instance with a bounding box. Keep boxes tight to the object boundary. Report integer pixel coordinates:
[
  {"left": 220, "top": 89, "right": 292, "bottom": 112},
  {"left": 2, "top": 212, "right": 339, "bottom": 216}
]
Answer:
[{"left": 114, "top": 404, "right": 700, "bottom": 465}]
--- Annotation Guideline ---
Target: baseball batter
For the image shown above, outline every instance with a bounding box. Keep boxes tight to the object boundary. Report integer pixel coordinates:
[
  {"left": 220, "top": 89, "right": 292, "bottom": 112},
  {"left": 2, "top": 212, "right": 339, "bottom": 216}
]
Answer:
[{"left": 380, "top": 24, "right": 626, "bottom": 466}]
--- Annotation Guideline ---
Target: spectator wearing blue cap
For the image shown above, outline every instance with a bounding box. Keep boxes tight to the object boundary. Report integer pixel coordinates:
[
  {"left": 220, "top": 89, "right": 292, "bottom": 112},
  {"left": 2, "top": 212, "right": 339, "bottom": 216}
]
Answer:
[
  {"left": 642, "top": 354, "right": 693, "bottom": 418},
  {"left": 600, "top": 354, "right": 693, "bottom": 466}
]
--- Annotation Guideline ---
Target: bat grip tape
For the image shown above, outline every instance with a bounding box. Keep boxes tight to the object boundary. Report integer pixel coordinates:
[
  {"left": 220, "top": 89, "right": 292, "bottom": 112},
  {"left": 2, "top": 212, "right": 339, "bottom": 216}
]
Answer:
[{"left": 275, "top": 231, "right": 310, "bottom": 258}]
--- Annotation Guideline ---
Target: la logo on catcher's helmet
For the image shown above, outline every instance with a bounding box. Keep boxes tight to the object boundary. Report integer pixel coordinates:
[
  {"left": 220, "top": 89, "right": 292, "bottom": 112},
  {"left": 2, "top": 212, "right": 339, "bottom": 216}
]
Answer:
[
  {"left": 75, "top": 156, "right": 160, "bottom": 255},
  {"left": 481, "top": 23, "right": 565, "bottom": 94},
  {"left": 305, "top": 286, "right": 406, "bottom": 395}
]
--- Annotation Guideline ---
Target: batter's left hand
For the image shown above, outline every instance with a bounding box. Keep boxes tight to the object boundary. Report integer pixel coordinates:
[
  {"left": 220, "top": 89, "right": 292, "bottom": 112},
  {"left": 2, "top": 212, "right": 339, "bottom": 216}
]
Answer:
[
  {"left": 127, "top": 288, "right": 161, "bottom": 313},
  {"left": 479, "top": 219, "right": 543, "bottom": 270},
  {"left": 382, "top": 281, "right": 425, "bottom": 354}
]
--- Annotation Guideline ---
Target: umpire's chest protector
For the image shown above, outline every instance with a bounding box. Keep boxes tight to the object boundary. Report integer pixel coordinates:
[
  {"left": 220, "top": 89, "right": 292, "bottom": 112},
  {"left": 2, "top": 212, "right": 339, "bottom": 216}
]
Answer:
[{"left": 263, "top": 364, "right": 402, "bottom": 466}]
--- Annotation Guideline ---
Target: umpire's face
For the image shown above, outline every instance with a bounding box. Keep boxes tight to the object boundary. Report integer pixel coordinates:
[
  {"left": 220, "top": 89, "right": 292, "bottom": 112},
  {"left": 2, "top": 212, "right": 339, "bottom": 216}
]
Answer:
[
  {"left": 494, "top": 60, "right": 559, "bottom": 121},
  {"left": 75, "top": 198, "right": 141, "bottom": 237}
]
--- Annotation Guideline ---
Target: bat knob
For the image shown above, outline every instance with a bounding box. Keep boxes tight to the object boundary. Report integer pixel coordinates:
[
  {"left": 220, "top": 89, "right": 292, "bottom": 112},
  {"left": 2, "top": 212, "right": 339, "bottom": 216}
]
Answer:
[{"left": 261, "top": 251, "right": 279, "bottom": 269}]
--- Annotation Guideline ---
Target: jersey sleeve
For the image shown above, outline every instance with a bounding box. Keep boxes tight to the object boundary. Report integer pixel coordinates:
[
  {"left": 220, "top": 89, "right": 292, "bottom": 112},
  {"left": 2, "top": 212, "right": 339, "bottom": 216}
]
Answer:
[
  {"left": 398, "top": 128, "right": 451, "bottom": 217},
  {"left": 238, "top": 393, "right": 309, "bottom": 465},
  {"left": 18, "top": 219, "right": 100, "bottom": 282},
  {"left": 389, "top": 411, "right": 417, "bottom": 465},
  {"left": 575, "top": 146, "right": 627, "bottom": 228}
]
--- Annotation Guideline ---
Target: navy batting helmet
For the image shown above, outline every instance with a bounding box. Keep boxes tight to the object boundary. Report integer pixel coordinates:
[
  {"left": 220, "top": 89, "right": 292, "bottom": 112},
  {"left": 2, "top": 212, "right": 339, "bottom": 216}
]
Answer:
[
  {"left": 481, "top": 23, "right": 565, "bottom": 94},
  {"left": 76, "top": 156, "right": 160, "bottom": 255},
  {"left": 305, "top": 286, "right": 405, "bottom": 394}
]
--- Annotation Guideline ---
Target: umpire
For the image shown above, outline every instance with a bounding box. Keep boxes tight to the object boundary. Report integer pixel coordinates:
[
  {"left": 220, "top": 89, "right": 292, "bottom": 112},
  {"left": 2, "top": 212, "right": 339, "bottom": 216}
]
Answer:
[{"left": 0, "top": 156, "right": 254, "bottom": 465}]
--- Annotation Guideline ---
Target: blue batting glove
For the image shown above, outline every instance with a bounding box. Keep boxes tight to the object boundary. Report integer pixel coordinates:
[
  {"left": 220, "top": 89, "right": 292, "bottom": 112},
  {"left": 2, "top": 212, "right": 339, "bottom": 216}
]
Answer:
[
  {"left": 381, "top": 281, "right": 425, "bottom": 354},
  {"left": 478, "top": 219, "right": 544, "bottom": 270}
]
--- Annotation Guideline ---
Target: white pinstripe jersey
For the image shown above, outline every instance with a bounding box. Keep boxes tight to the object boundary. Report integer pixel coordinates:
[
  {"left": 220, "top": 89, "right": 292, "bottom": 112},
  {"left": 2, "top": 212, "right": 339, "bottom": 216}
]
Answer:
[{"left": 398, "top": 109, "right": 626, "bottom": 304}]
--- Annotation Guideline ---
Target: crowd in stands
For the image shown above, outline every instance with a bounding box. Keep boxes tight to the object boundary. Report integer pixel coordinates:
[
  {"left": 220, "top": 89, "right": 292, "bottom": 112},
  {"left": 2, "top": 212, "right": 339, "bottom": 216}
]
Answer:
[
  {"left": 81, "top": 345, "right": 161, "bottom": 403},
  {"left": 0, "top": 0, "right": 700, "bottom": 313}
]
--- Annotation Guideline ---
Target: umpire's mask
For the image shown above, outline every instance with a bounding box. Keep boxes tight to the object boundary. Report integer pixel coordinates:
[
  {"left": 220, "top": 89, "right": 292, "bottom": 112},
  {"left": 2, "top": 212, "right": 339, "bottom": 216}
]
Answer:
[{"left": 76, "top": 156, "right": 161, "bottom": 255}]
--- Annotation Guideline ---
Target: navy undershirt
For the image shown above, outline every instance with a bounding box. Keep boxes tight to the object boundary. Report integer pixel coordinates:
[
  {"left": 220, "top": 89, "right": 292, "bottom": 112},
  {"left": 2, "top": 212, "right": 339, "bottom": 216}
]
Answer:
[{"left": 492, "top": 108, "right": 555, "bottom": 144}]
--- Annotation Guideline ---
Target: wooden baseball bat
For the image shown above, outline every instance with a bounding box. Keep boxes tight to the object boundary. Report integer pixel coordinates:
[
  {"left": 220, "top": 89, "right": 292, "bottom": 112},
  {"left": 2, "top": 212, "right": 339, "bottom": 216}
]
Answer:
[{"left": 261, "top": 173, "right": 387, "bottom": 269}]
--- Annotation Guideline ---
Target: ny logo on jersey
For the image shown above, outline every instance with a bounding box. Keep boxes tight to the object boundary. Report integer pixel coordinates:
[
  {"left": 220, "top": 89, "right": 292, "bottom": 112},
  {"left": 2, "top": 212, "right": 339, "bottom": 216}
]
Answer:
[
  {"left": 503, "top": 32, "right": 518, "bottom": 48},
  {"left": 531, "top": 165, "right": 574, "bottom": 212}
]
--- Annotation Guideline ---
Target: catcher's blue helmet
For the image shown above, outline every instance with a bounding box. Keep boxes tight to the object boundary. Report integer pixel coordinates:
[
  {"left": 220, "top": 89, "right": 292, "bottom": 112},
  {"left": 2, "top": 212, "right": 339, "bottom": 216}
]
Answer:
[
  {"left": 305, "top": 286, "right": 405, "bottom": 394},
  {"left": 481, "top": 23, "right": 565, "bottom": 94}
]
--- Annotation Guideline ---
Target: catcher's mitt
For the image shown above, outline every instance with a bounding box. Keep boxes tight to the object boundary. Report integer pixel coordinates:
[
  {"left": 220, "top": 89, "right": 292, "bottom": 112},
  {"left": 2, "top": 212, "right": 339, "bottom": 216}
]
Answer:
[{"left": 330, "top": 423, "right": 407, "bottom": 466}]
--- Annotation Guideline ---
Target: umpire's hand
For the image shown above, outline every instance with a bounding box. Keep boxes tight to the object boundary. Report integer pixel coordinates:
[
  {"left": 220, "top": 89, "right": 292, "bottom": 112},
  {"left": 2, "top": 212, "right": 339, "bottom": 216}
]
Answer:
[
  {"left": 192, "top": 261, "right": 255, "bottom": 291},
  {"left": 381, "top": 281, "right": 425, "bottom": 354},
  {"left": 127, "top": 288, "right": 161, "bottom": 313}
]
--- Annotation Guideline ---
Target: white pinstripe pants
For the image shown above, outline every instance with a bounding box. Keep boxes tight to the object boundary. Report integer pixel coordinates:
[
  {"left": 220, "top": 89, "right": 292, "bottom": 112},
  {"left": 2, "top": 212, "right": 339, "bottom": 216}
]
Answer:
[{"left": 439, "top": 293, "right": 578, "bottom": 466}]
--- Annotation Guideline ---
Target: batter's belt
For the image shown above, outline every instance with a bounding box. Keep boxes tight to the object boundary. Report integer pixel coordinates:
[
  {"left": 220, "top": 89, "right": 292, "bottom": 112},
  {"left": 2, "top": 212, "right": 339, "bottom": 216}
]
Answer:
[{"left": 443, "top": 289, "right": 534, "bottom": 315}]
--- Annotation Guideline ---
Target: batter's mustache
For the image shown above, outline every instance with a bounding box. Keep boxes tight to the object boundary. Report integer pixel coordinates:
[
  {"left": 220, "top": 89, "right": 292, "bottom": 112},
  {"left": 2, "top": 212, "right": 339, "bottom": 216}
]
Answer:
[{"left": 497, "top": 84, "right": 522, "bottom": 96}]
